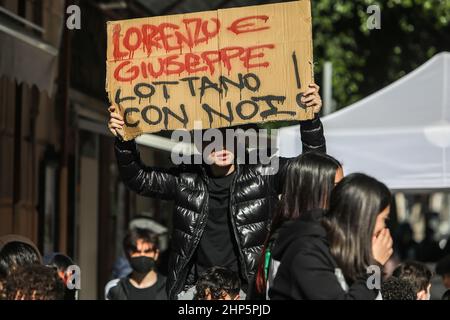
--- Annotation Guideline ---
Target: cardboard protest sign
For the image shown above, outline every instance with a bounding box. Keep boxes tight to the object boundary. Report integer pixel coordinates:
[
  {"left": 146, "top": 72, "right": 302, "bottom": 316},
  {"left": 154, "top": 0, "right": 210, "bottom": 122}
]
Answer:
[{"left": 106, "top": 0, "right": 314, "bottom": 140}]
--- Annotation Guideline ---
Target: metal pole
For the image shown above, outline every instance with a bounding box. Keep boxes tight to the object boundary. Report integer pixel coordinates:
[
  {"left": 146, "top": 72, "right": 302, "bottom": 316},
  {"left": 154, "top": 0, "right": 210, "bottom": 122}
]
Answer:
[{"left": 322, "top": 61, "right": 333, "bottom": 116}]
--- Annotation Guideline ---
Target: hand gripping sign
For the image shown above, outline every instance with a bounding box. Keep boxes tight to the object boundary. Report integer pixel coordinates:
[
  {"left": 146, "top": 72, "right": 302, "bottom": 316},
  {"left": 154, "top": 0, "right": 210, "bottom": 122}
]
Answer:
[{"left": 106, "top": 0, "right": 315, "bottom": 140}]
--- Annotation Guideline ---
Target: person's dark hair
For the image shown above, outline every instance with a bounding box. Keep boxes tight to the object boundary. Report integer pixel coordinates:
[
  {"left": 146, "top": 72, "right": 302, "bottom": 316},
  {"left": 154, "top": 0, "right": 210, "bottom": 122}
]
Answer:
[
  {"left": 44, "top": 253, "right": 77, "bottom": 300},
  {"left": 322, "top": 173, "right": 391, "bottom": 282},
  {"left": 123, "top": 228, "right": 159, "bottom": 259},
  {"left": 5, "top": 265, "right": 65, "bottom": 300},
  {"left": 194, "top": 267, "right": 241, "bottom": 300},
  {"left": 392, "top": 261, "right": 432, "bottom": 293},
  {"left": 0, "top": 242, "right": 41, "bottom": 278},
  {"left": 45, "top": 253, "right": 75, "bottom": 273},
  {"left": 275, "top": 152, "right": 342, "bottom": 224},
  {"left": 436, "top": 255, "right": 450, "bottom": 276},
  {"left": 381, "top": 277, "right": 416, "bottom": 300},
  {"left": 442, "top": 289, "right": 450, "bottom": 300},
  {"left": 255, "top": 152, "right": 342, "bottom": 293}
]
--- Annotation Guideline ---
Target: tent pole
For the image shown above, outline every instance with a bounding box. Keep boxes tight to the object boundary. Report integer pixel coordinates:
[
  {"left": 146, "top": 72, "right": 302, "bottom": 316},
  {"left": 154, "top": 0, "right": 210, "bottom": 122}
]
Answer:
[{"left": 322, "top": 61, "right": 333, "bottom": 115}]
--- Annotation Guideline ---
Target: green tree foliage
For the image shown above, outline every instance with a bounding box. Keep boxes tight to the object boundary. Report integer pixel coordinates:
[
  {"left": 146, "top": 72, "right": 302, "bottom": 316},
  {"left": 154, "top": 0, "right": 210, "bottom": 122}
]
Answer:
[{"left": 312, "top": 0, "right": 450, "bottom": 109}]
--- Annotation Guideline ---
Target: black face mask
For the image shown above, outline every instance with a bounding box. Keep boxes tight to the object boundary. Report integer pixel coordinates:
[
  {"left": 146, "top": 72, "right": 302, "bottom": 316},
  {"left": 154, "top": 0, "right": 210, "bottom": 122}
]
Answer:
[{"left": 129, "top": 256, "right": 156, "bottom": 274}]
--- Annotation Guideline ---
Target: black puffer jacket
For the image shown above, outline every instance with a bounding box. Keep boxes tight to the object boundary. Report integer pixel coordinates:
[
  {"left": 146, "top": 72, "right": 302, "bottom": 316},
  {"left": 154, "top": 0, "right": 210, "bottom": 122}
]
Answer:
[
  {"left": 269, "top": 213, "right": 379, "bottom": 300},
  {"left": 114, "top": 117, "right": 326, "bottom": 299}
]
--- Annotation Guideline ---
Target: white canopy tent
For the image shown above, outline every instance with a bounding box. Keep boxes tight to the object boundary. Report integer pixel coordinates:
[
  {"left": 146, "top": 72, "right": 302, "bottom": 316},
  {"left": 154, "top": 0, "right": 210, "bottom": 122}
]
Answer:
[{"left": 277, "top": 52, "right": 450, "bottom": 190}]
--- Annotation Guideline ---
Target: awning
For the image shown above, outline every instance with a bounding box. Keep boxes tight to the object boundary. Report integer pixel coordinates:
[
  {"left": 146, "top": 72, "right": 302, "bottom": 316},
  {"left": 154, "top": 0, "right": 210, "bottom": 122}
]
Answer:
[
  {"left": 0, "top": 9, "right": 61, "bottom": 95},
  {"left": 277, "top": 52, "right": 450, "bottom": 190}
]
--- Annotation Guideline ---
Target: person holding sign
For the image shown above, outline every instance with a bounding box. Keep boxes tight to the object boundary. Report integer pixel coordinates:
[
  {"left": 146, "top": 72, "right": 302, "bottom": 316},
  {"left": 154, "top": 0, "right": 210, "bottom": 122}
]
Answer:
[{"left": 109, "top": 83, "right": 325, "bottom": 300}]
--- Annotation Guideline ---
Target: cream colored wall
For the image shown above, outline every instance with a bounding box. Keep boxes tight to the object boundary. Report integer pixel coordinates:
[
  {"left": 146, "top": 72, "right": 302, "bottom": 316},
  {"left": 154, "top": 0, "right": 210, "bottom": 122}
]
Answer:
[{"left": 78, "top": 155, "right": 99, "bottom": 300}]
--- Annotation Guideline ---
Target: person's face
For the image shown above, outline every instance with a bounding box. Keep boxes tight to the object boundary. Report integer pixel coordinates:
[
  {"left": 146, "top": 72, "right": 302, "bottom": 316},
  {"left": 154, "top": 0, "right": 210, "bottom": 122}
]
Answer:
[
  {"left": 373, "top": 206, "right": 390, "bottom": 237},
  {"left": 334, "top": 167, "right": 344, "bottom": 186},
  {"left": 443, "top": 274, "right": 450, "bottom": 289},
  {"left": 129, "top": 239, "right": 159, "bottom": 261},
  {"left": 207, "top": 148, "right": 235, "bottom": 167},
  {"left": 203, "top": 129, "right": 235, "bottom": 167}
]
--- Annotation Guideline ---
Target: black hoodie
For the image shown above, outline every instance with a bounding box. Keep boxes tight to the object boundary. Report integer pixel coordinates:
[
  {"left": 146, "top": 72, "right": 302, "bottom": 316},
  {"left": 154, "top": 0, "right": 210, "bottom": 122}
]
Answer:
[{"left": 268, "top": 210, "right": 379, "bottom": 300}]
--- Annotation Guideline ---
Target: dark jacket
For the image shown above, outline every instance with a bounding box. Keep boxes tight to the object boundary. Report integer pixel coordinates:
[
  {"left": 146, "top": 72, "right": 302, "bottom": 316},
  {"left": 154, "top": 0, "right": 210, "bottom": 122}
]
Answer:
[
  {"left": 269, "top": 215, "right": 379, "bottom": 300},
  {"left": 107, "top": 275, "right": 168, "bottom": 300},
  {"left": 264, "top": 209, "right": 324, "bottom": 298},
  {"left": 114, "top": 117, "right": 326, "bottom": 299}
]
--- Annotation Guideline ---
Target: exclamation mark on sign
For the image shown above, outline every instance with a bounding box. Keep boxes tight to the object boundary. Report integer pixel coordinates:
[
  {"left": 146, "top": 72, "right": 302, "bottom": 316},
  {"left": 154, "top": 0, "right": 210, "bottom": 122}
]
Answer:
[{"left": 292, "top": 51, "right": 306, "bottom": 110}]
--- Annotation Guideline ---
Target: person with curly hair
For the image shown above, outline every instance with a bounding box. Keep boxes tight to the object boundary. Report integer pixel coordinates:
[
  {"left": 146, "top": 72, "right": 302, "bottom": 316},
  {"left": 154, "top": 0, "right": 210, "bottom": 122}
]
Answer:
[
  {"left": 194, "top": 266, "right": 241, "bottom": 300},
  {"left": 0, "top": 235, "right": 42, "bottom": 278},
  {"left": 381, "top": 277, "right": 416, "bottom": 300},
  {"left": 392, "top": 261, "right": 432, "bottom": 300},
  {"left": 4, "top": 264, "right": 65, "bottom": 300}
]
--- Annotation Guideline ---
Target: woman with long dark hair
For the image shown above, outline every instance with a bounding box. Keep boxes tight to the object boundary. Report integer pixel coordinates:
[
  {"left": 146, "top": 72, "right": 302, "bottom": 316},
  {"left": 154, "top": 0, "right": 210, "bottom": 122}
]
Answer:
[
  {"left": 255, "top": 152, "right": 343, "bottom": 297},
  {"left": 269, "top": 173, "right": 393, "bottom": 300}
]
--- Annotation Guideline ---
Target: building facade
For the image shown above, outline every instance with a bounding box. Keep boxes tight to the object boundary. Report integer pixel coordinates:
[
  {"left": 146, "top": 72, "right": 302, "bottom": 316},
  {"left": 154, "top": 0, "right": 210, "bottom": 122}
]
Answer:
[{"left": 0, "top": 0, "right": 172, "bottom": 299}]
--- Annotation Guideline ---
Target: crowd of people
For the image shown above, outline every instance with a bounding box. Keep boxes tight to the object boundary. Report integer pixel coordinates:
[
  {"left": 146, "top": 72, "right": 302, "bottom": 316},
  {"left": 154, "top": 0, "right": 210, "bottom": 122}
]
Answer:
[
  {"left": 0, "top": 235, "right": 77, "bottom": 300},
  {"left": 1, "top": 223, "right": 450, "bottom": 300},
  {"left": 1, "top": 83, "right": 450, "bottom": 300}
]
